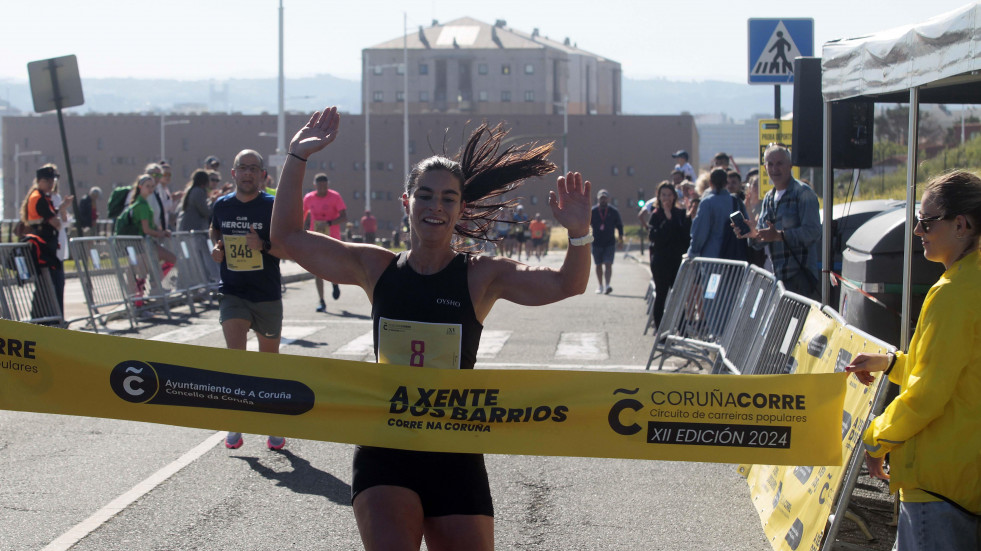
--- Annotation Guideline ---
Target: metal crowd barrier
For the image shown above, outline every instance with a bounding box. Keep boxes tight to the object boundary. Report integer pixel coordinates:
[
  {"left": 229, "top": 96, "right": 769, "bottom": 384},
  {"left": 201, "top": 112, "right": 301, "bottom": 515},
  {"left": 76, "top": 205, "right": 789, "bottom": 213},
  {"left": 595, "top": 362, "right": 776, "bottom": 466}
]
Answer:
[
  {"left": 70, "top": 236, "right": 172, "bottom": 331},
  {"left": 112, "top": 236, "right": 183, "bottom": 320},
  {"left": 172, "top": 230, "right": 221, "bottom": 303},
  {"left": 741, "top": 289, "right": 815, "bottom": 375},
  {"left": 821, "top": 324, "right": 894, "bottom": 551},
  {"left": 71, "top": 236, "right": 137, "bottom": 331},
  {"left": 640, "top": 256, "right": 901, "bottom": 549},
  {"left": 715, "top": 266, "right": 780, "bottom": 374},
  {"left": 0, "top": 243, "right": 63, "bottom": 326},
  {"left": 643, "top": 280, "right": 656, "bottom": 335},
  {"left": 646, "top": 258, "right": 750, "bottom": 372}
]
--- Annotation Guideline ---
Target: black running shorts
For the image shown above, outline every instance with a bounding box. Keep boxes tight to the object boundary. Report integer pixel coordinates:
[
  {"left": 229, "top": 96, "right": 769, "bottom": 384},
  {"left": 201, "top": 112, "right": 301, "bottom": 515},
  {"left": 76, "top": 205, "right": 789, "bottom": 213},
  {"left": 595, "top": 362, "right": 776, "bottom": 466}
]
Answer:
[{"left": 351, "top": 446, "right": 494, "bottom": 517}]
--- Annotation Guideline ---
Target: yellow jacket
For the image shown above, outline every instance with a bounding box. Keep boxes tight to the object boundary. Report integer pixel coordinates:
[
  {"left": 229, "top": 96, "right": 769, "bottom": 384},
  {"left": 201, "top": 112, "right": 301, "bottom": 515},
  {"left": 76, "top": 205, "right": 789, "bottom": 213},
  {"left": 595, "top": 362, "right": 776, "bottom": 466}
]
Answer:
[{"left": 863, "top": 249, "right": 981, "bottom": 514}]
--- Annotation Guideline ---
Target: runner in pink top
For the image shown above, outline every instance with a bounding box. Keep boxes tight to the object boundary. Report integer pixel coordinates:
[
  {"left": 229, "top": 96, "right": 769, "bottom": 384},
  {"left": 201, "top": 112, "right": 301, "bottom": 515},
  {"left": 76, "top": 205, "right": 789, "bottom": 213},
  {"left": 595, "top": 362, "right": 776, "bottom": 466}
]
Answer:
[{"left": 303, "top": 173, "right": 348, "bottom": 311}]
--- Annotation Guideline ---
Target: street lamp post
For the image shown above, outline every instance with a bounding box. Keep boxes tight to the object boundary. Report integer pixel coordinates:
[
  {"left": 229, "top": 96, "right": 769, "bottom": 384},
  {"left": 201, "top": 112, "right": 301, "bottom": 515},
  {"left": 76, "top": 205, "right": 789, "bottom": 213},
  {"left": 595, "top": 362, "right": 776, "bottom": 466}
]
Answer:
[
  {"left": 13, "top": 144, "right": 42, "bottom": 214},
  {"left": 553, "top": 96, "right": 569, "bottom": 174},
  {"left": 277, "top": 0, "right": 286, "bottom": 160},
  {"left": 160, "top": 115, "right": 190, "bottom": 161}
]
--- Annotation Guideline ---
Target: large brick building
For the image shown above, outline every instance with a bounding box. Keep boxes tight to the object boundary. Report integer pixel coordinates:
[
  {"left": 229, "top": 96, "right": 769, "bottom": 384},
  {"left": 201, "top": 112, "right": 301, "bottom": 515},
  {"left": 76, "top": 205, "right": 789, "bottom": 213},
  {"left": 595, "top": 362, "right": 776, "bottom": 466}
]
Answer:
[{"left": 2, "top": 112, "right": 696, "bottom": 233}]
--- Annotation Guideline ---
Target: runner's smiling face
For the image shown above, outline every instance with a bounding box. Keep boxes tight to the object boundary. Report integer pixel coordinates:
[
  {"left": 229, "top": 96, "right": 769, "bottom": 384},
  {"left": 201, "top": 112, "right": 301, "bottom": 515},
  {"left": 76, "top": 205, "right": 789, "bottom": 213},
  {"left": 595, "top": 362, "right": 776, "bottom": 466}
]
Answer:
[{"left": 404, "top": 169, "right": 464, "bottom": 242}]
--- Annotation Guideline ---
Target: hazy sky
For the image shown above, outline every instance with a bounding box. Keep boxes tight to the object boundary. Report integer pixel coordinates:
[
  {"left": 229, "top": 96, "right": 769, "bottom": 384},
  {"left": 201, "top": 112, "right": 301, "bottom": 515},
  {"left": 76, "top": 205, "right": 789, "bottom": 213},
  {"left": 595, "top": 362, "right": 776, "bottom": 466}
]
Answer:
[{"left": 1, "top": 0, "right": 975, "bottom": 84}]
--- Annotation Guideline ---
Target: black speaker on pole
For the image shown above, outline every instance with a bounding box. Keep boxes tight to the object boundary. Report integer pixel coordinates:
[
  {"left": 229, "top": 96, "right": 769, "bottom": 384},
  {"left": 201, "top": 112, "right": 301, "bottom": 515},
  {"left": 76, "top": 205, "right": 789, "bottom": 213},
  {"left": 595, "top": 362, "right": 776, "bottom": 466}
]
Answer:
[{"left": 791, "top": 57, "right": 874, "bottom": 169}]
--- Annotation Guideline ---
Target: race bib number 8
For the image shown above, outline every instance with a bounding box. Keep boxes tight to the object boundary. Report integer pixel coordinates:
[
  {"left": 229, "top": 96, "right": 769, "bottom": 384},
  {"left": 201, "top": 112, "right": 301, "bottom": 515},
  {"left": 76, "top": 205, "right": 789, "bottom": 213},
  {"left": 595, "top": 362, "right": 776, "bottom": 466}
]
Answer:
[
  {"left": 223, "top": 234, "right": 263, "bottom": 272},
  {"left": 378, "top": 317, "right": 462, "bottom": 369}
]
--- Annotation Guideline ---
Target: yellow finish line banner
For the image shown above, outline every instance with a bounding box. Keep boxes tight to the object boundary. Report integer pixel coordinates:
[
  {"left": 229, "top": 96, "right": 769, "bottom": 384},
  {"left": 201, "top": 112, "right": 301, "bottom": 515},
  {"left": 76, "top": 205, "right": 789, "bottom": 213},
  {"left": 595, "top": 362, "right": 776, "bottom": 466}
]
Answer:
[{"left": 0, "top": 319, "right": 846, "bottom": 466}]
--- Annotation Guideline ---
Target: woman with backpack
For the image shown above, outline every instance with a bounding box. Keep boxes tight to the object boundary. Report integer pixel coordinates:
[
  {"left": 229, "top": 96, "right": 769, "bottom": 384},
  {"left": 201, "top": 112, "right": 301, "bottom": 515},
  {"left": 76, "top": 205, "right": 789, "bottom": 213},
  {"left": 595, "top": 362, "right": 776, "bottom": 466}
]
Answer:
[{"left": 115, "top": 174, "right": 176, "bottom": 265}]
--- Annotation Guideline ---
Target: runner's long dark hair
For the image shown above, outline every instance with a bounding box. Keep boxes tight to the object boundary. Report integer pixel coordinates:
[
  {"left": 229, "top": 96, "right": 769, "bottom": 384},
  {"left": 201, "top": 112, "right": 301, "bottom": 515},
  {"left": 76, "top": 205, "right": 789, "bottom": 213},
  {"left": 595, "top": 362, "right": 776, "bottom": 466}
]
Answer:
[{"left": 406, "top": 122, "right": 555, "bottom": 245}]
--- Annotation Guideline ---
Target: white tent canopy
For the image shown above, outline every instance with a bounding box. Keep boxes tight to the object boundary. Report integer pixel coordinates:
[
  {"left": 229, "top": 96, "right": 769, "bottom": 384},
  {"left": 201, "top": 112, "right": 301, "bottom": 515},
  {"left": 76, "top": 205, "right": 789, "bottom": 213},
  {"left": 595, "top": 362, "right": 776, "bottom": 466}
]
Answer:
[
  {"left": 816, "top": 2, "right": 981, "bottom": 349},
  {"left": 812, "top": 9, "right": 981, "bottom": 550},
  {"left": 822, "top": 2, "right": 981, "bottom": 102}
]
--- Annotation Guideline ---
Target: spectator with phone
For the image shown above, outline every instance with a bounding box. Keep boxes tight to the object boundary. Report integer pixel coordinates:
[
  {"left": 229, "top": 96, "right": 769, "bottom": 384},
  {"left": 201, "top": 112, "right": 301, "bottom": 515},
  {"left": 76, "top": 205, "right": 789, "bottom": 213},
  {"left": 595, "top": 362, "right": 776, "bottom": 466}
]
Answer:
[{"left": 734, "top": 144, "right": 820, "bottom": 298}]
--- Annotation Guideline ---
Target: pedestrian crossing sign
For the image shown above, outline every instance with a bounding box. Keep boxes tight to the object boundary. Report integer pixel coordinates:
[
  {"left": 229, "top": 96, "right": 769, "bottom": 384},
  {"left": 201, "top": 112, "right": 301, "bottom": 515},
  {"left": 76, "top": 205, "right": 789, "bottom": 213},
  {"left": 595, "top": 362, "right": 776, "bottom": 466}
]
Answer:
[{"left": 748, "top": 18, "right": 813, "bottom": 85}]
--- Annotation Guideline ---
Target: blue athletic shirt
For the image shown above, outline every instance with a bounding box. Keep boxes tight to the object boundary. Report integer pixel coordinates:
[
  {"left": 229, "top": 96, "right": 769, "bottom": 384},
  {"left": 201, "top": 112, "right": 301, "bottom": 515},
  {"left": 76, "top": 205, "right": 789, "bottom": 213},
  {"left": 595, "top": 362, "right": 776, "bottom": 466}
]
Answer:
[{"left": 210, "top": 190, "right": 281, "bottom": 302}]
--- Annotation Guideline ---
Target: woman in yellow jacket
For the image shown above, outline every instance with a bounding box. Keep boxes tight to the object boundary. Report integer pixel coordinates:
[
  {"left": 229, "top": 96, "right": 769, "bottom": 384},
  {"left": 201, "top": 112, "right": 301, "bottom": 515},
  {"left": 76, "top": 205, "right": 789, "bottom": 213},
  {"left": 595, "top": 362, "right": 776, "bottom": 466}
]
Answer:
[{"left": 846, "top": 170, "right": 980, "bottom": 550}]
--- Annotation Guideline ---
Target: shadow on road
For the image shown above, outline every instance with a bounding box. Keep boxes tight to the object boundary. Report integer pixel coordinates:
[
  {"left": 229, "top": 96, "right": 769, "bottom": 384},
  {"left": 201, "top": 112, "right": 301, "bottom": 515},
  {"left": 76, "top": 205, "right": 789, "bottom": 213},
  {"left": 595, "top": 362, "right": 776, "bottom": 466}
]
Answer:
[{"left": 233, "top": 450, "right": 352, "bottom": 506}]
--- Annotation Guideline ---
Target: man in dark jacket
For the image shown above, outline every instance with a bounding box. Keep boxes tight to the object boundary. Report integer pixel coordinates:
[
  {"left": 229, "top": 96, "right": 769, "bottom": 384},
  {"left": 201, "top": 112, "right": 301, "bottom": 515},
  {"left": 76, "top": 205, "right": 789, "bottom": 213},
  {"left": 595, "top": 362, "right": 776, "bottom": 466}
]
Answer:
[{"left": 77, "top": 187, "right": 101, "bottom": 235}]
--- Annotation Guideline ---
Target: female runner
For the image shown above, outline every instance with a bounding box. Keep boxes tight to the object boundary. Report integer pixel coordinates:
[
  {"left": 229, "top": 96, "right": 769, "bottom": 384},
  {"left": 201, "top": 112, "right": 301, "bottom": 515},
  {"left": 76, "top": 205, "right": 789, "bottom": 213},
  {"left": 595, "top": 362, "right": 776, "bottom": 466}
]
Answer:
[{"left": 271, "top": 107, "right": 592, "bottom": 550}]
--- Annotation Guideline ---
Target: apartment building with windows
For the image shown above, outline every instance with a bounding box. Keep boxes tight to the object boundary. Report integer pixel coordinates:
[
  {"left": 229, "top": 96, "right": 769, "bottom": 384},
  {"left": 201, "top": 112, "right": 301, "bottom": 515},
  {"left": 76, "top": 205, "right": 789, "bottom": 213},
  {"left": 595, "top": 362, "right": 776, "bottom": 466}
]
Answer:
[{"left": 364, "top": 17, "right": 621, "bottom": 117}]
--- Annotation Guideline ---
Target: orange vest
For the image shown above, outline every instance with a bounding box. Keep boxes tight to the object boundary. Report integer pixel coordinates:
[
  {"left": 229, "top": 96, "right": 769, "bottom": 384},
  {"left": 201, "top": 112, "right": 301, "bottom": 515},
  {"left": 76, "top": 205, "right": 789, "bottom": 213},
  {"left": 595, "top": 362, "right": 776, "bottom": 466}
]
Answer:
[{"left": 26, "top": 189, "right": 55, "bottom": 225}]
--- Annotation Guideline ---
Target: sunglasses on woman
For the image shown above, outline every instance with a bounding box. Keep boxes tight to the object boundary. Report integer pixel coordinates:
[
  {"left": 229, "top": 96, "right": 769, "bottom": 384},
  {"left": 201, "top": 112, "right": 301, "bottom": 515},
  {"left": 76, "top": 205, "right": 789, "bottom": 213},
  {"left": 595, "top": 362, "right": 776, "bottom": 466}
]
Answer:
[{"left": 916, "top": 212, "right": 952, "bottom": 233}]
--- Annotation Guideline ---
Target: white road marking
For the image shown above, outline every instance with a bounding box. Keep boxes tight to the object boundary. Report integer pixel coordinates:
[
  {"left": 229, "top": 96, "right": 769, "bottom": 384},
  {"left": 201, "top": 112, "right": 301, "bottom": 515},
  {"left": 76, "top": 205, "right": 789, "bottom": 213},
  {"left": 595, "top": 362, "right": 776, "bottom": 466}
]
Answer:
[
  {"left": 41, "top": 432, "right": 225, "bottom": 551},
  {"left": 247, "top": 325, "right": 323, "bottom": 351},
  {"left": 477, "top": 330, "right": 511, "bottom": 358},
  {"left": 150, "top": 325, "right": 222, "bottom": 343},
  {"left": 554, "top": 332, "right": 609, "bottom": 360},
  {"left": 334, "top": 331, "right": 375, "bottom": 356}
]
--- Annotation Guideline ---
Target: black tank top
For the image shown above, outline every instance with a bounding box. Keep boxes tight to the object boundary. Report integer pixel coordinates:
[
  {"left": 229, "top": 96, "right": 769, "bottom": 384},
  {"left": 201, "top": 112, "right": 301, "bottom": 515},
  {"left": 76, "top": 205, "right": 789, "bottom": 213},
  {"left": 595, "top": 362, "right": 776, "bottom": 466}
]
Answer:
[{"left": 371, "top": 251, "right": 483, "bottom": 370}]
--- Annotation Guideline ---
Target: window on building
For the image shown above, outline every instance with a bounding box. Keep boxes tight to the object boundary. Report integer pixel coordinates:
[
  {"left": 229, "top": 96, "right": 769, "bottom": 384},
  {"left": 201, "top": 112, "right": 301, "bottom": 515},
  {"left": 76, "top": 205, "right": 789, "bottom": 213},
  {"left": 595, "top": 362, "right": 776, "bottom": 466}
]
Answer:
[
  {"left": 182, "top": 138, "right": 190, "bottom": 152},
  {"left": 478, "top": 90, "right": 488, "bottom": 102},
  {"left": 396, "top": 63, "right": 405, "bottom": 75},
  {"left": 374, "top": 161, "right": 385, "bottom": 171},
  {"left": 419, "top": 90, "right": 429, "bottom": 102},
  {"left": 409, "top": 140, "right": 416, "bottom": 154},
  {"left": 354, "top": 161, "right": 361, "bottom": 170},
  {"left": 525, "top": 63, "right": 535, "bottom": 74},
  {"left": 354, "top": 190, "right": 362, "bottom": 199},
  {"left": 524, "top": 91, "right": 535, "bottom": 102},
  {"left": 478, "top": 63, "right": 488, "bottom": 75},
  {"left": 373, "top": 65, "right": 383, "bottom": 75},
  {"left": 387, "top": 162, "right": 394, "bottom": 171},
  {"left": 396, "top": 90, "right": 405, "bottom": 102},
  {"left": 502, "top": 91, "right": 511, "bottom": 102},
  {"left": 97, "top": 137, "right": 104, "bottom": 151},
  {"left": 419, "top": 63, "right": 429, "bottom": 75},
  {"left": 627, "top": 166, "right": 635, "bottom": 176},
  {"left": 611, "top": 165, "right": 619, "bottom": 176},
  {"left": 501, "top": 64, "right": 511, "bottom": 75},
  {"left": 328, "top": 161, "right": 336, "bottom": 170},
  {"left": 373, "top": 91, "right": 383, "bottom": 102},
  {"left": 530, "top": 195, "right": 538, "bottom": 205}
]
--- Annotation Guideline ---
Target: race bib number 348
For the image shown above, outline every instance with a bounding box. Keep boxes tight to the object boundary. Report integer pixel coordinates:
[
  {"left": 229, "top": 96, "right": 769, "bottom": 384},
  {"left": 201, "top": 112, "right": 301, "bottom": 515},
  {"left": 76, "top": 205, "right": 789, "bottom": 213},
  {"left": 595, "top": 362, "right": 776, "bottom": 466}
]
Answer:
[
  {"left": 223, "top": 234, "right": 263, "bottom": 272},
  {"left": 378, "top": 317, "right": 462, "bottom": 369}
]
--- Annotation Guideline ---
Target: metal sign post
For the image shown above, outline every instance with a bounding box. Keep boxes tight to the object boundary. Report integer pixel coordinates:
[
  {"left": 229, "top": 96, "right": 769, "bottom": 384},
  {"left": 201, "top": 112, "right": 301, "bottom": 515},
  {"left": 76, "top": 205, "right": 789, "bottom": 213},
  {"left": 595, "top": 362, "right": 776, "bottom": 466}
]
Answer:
[{"left": 27, "top": 55, "right": 85, "bottom": 236}]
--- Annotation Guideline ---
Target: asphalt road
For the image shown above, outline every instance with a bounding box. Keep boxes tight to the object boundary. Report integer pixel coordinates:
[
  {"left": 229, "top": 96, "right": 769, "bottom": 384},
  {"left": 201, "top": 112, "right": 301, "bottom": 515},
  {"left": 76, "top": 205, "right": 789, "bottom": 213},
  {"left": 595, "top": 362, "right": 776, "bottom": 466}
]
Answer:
[{"left": 0, "top": 247, "right": 773, "bottom": 550}]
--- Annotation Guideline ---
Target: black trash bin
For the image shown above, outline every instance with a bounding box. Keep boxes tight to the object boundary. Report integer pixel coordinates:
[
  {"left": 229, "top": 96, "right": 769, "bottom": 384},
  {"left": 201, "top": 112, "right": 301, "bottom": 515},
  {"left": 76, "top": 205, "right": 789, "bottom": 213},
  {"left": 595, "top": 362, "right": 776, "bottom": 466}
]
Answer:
[
  {"left": 826, "top": 199, "right": 905, "bottom": 308},
  {"left": 839, "top": 205, "right": 943, "bottom": 347}
]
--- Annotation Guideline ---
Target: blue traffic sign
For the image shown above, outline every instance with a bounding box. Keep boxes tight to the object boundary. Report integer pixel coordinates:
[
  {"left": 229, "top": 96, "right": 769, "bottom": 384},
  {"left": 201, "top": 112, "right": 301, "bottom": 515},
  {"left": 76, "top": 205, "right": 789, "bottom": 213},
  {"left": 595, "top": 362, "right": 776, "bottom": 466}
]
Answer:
[{"left": 748, "top": 18, "right": 814, "bottom": 85}]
